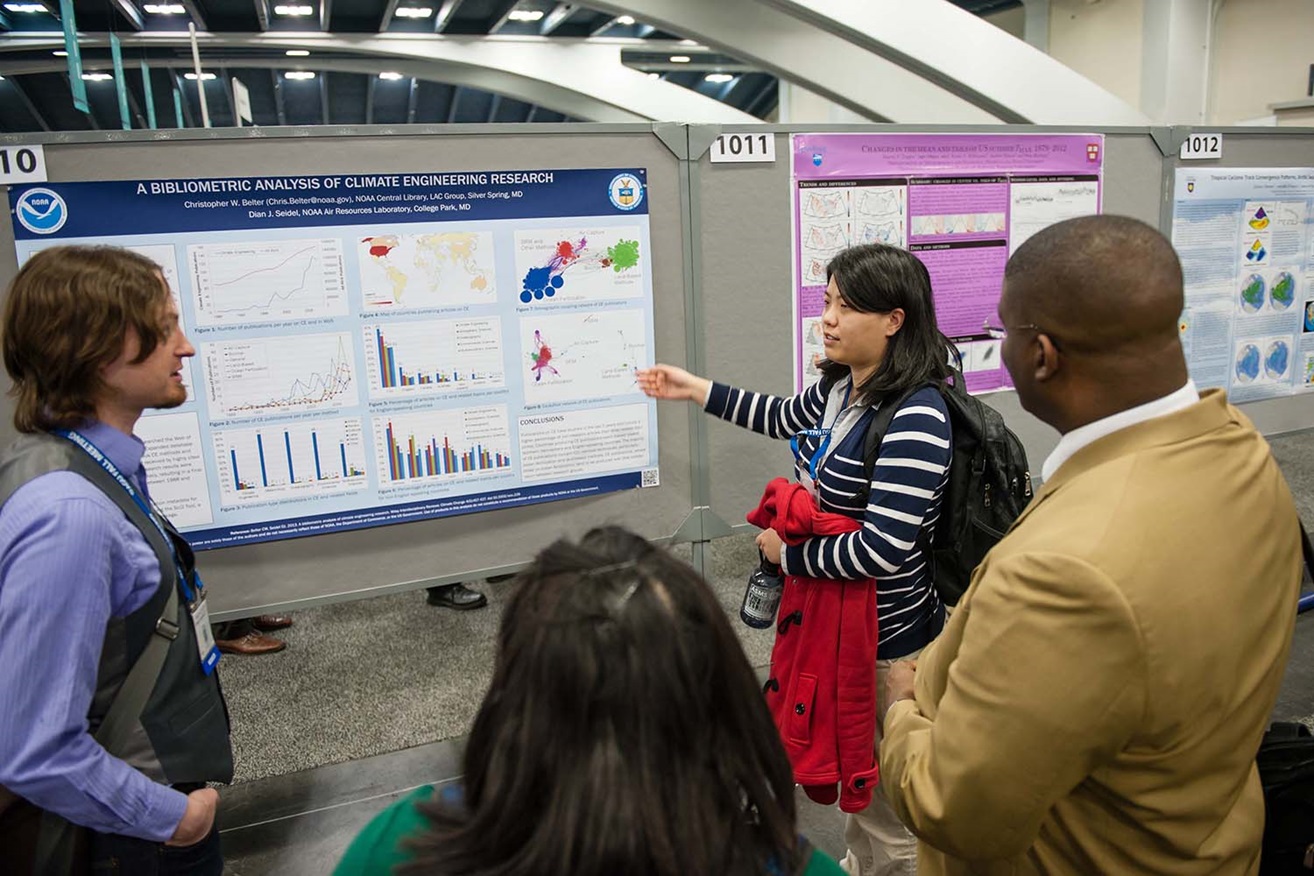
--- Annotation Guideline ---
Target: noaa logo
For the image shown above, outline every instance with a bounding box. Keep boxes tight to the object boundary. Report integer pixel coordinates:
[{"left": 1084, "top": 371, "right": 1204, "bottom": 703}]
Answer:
[
  {"left": 608, "top": 173, "right": 643, "bottom": 211},
  {"left": 15, "top": 188, "right": 68, "bottom": 235},
  {"left": 812, "top": 153, "right": 823, "bottom": 167}
]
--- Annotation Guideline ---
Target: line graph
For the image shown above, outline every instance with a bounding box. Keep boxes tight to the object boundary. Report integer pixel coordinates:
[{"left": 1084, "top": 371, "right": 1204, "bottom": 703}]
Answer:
[
  {"left": 201, "top": 332, "right": 359, "bottom": 419},
  {"left": 188, "top": 238, "right": 348, "bottom": 327}
]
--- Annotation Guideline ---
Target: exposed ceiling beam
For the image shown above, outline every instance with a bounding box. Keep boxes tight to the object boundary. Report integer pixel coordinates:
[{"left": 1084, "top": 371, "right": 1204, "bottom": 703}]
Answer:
[
  {"left": 377, "top": 0, "right": 401, "bottom": 32},
  {"left": 180, "top": 0, "right": 206, "bottom": 30},
  {"left": 110, "top": 0, "right": 144, "bottom": 30},
  {"left": 364, "top": 75, "right": 374, "bottom": 123},
  {"left": 432, "top": 0, "right": 461, "bottom": 33},
  {"left": 405, "top": 76, "right": 417, "bottom": 121},
  {"left": 745, "top": 77, "right": 775, "bottom": 117},
  {"left": 253, "top": 0, "right": 269, "bottom": 30},
  {"left": 445, "top": 84, "right": 460, "bottom": 122},
  {"left": 525, "top": 103, "right": 537, "bottom": 122},
  {"left": 319, "top": 72, "right": 329, "bottom": 123},
  {"left": 0, "top": 8, "right": 12, "bottom": 29},
  {"left": 538, "top": 3, "right": 572, "bottom": 35},
  {"left": 269, "top": 68, "right": 286, "bottom": 123},
  {"left": 487, "top": 0, "right": 521, "bottom": 35},
  {"left": 6, "top": 77, "right": 51, "bottom": 131},
  {"left": 319, "top": 0, "right": 331, "bottom": 31},
  {"left": 588, "top": 15, "right": 617, "bottom": 36},
  {"left": 0, "top": 35, "right": 763, "bottom": 125},
  {"left": 486, "top": 92, "right": 500, "bottom": 122}
]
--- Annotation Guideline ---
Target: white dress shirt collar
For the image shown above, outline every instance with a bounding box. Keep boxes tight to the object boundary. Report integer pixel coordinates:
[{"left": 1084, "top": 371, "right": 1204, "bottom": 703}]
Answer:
[{"left": 1041, "top": 380, "right": 1200, "bottom": 483}]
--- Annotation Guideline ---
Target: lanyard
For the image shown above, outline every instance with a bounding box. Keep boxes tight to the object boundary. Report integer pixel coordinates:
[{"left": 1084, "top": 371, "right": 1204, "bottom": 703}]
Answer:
[
  {"left": 57, "top": 429, "right": 199, "bottom": 603},
  {"left": 791, "top": 384, "right": 851, "bottom": 481}
]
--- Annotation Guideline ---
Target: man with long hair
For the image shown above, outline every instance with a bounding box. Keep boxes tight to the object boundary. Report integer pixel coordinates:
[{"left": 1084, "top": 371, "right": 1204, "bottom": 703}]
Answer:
[{"left": 0, "top": 246, "right": 232, "bottom": 874}]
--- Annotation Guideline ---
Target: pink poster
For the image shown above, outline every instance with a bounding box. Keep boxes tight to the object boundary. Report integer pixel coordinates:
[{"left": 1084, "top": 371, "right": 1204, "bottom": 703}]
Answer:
[{"left": 792, "top": 133, "right": 1104, "bottom": 393}]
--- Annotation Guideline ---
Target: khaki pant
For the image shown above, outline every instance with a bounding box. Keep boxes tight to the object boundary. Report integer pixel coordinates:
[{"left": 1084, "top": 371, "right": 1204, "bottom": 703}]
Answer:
[{"left": 839, "top": 648, "right": 923, "bottom": 876}]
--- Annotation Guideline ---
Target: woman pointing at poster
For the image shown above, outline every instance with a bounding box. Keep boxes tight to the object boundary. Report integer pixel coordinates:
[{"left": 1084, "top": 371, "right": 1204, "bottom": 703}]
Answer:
[{"left": 637, "top": 243, "right": 954, "bottom": 876}]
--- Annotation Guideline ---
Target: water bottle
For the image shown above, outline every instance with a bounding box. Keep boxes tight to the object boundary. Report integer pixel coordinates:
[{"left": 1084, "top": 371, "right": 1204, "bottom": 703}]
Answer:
[{"left": 739, "top": 552, "right": 785, "bottom": 629}]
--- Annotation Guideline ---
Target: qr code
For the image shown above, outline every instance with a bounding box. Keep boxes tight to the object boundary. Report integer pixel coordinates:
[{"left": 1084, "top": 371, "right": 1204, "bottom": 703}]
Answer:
[{"left": 640, "top": 468, "right": 660, "bottom": 488}]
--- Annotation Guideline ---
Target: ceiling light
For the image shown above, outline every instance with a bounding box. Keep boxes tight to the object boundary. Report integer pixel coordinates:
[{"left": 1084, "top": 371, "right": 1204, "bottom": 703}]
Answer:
[
  {"left": 273, "top": 4, "right": 313, "bottom": 14},
  {"left": 82, "top": 72, "right": 113, "bottom": 81},
  {"left": 378, "top": 71, "right": 404, "bottom": 80},
  {"left": 669, "top": 55, "right": 690, "bottom": 63},
  {"left": 679, "top": 38, "right": 697, "bottom": 45},
  {"left": 647, "top": 72, "right": 660, "bottom": 79},
  {"left": 4, "top": 3, "right": 47, "bottom": 11},
  {"left": 52, "top": 50, "right": 67, "bottom": 56},
  {"left": 284, "top": 70, "right": 316, "bottom": 80},
  {"left": 285, "top": 49, "right": 310, "bottom": 56},
  {"left": 615, "top": 14, "right": 634, "bottom": 25},
  {"left": 506, "top": 9, "right": 543, "bottom": 21},
  {"left": 142, "top": 3, "right": 185, "bottom": 12},
  {"left": 392, "top": 6, "right": 431, "bottom": 17},
  {"left": 704, "top": 73, "right": 733, "bottom": 83},
  {"left": 184, "top": 72, "right": 217, "bottom": 80}
]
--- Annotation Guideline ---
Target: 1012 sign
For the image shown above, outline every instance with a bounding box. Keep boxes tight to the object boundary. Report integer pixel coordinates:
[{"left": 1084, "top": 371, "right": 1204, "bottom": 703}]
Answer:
[{"left": 709, "top": 133, "right": 776, "bottom": 164}]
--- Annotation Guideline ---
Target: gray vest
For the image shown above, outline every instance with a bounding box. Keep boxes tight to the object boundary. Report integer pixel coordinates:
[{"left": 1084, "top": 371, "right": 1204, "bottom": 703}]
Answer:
[{"left": 0, "top": 431, "right": 233, "bottom": 787}]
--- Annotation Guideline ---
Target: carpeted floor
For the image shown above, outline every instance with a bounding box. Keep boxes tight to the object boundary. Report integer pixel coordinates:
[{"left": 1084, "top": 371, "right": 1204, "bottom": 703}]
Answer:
[{"left": 220, "top": 536, "right": 773, "bottom": 783}]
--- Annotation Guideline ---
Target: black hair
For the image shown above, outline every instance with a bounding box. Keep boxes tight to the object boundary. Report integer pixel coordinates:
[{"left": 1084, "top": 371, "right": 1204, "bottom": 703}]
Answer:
[
  {"left": 401, "top": 526, "right": 804, "bottom": 876},
  {"left": 818, "top": 243, "right": 953, "bottom": 404}
]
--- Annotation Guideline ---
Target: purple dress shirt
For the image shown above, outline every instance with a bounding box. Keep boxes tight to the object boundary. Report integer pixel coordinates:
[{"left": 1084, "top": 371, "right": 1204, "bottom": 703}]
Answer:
[{"left": 0, "top": 421, "right": 188, "bottom": 841}]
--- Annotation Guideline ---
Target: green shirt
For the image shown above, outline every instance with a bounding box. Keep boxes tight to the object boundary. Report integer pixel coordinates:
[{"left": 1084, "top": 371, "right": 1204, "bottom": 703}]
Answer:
[{"left": 334, "top": 785, "right": 847, "bottom": 876}]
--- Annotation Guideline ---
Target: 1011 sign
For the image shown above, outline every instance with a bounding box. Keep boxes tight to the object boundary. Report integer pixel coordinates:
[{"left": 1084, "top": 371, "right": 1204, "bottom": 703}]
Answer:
[
  {"left": 0, "top": 146, "right": 47, "bottom": 184},
  {"left": 709, "top": 133, "right": 776, "bottom": 164}
]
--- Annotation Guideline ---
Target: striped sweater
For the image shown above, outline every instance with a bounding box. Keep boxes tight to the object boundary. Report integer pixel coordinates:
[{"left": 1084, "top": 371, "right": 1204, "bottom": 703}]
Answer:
[{"left": 706, "top": 377, "right": 951, "bottom": 658}]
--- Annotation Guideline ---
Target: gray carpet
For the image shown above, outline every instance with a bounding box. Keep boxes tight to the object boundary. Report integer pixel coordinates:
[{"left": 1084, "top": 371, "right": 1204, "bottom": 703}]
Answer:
[{"left": 220, "top": 535, "right": 772, "bottom": 783}]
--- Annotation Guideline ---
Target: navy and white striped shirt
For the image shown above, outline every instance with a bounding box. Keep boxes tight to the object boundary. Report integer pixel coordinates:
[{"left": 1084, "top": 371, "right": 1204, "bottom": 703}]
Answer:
[{"left": 707, "top": 377, "right": 951, "bottom": 658}]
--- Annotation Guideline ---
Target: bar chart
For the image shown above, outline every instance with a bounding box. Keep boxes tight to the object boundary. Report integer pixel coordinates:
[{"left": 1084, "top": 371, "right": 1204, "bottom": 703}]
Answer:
[
  {"left": 372, "top": 406, "right": 512, "bottom": 484},
  {"left": 362, "top": 318, "right": 505, "bottom": 398},
  {"left": 214, "top": 417, "right": 368, "bottom": 503}
]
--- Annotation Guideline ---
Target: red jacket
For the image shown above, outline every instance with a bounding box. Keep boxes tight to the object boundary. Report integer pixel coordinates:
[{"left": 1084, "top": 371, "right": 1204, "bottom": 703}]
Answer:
[{"left": 747, "top": 477, "right": 880, "bottom": 813}]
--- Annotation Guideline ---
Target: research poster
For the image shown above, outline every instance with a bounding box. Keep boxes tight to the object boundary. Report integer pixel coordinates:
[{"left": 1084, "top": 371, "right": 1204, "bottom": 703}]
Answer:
[
  {"left": 9, "top": 168, "right": 658, "bottom": 549},
  {"left": 791, "top": 133, "right": 1105, "bottom": 392},
  {"left": 1172, "top": 167, "right": 1314, "bottom": 401}
]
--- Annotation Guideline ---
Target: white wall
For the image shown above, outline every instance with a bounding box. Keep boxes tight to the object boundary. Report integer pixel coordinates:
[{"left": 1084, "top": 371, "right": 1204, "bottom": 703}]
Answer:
[
  {"left": 1209, "top": 0, "right": 1314, "bottom": 125},
  {"left": 1047, "top": 0, "right": 1146, "bottom": 112}
]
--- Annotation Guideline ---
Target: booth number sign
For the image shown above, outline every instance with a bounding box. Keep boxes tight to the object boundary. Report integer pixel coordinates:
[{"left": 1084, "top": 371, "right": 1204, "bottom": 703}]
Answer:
[
  {"left": 0, "top": 145, "right": 48, "bottom": 185},
  {"left": 1179, "top": 134, "right": 1223, "bottom": 161},
  {"left": 710, "top": 133, "right": 776, "bottom": 164}
]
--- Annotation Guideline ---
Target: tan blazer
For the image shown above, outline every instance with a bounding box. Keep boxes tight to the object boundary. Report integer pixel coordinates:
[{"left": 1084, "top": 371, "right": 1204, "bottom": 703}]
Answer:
[{"left": 880, "top": 390, "right": 1302, "bottom": 875}]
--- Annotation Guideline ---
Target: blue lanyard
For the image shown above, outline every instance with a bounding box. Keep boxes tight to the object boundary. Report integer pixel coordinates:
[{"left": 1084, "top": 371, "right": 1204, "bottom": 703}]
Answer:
[
  {"left": 58, "top": 429, "right": 199, "bottom": 603},
  {"left": 791, "top": 384, "right": 851, "bottom": 481}
]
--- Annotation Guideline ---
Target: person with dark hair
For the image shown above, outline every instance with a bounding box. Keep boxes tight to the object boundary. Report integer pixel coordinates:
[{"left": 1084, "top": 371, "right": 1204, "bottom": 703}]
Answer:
[
  {"left": 638, "top": 242, "right": 956, "bottom": 875},
  {"left": 0, "top": 246, "right": 231, "bottom": 874},
  {"left": 879, "top": 215, "right": 1303, "bottom": 874},
  {"left": 334, "top": 526, "right": 846, "bottom": 876}
]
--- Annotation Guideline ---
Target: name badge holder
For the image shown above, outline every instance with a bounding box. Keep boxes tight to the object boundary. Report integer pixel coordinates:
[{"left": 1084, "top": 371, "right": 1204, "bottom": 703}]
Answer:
[
  {"left": 58, "top": 430, "right": 221, "bottom": 675},
  {"left": 790, "top": 385, "right": 850, "bottom": 501}
]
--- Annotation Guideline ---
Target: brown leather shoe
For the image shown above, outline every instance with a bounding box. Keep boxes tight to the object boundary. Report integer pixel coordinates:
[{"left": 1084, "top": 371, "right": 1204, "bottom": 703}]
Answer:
[
  {"left": 216, "top": 631, "right": 286, "bottom": 655},
  {"left": 252, "top": 613, "right": 294, "bottom": 631}
]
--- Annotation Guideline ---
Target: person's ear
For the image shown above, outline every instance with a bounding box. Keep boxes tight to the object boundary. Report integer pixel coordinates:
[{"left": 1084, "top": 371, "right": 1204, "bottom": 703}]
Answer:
[
  {"left": 1034, "top": 333, "right": 1061, "bottom": 382},
  {"left": 884, "top": 308, "right": 905, "bottom": 337}
]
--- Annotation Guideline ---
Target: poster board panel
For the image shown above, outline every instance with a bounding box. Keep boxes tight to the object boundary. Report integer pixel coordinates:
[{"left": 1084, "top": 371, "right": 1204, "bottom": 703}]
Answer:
[{"left": 0, "top": 128, "right": 694, "bottom": 615}]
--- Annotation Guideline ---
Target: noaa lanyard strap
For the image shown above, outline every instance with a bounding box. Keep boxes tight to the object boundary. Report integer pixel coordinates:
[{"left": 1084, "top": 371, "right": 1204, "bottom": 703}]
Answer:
[
  {"left": 790, "top": 384, "right": 851, "bottom": 481},
  {"left": 57, "top": 429, "right": 198, "bottom": 603}
]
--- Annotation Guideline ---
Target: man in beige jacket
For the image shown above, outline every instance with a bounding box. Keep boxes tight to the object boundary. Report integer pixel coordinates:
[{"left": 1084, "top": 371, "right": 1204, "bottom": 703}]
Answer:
[{"left": 879, "top": 215, "right": 1302, "bottom": 875}]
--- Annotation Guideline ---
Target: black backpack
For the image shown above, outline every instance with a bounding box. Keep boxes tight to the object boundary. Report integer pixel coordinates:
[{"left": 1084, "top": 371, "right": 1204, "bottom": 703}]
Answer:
[
  {"left": 1257, "top": 720, "right": 1314, "bottom": 874},
  {"left": 849, "top": 367, "right": 1033, "bottom": 606}
]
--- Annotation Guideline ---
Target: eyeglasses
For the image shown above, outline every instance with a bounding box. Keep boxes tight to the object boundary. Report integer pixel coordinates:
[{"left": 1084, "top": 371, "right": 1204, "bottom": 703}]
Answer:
[{"left": 982, "top": 319, "right": 1042, "bottom": 341}]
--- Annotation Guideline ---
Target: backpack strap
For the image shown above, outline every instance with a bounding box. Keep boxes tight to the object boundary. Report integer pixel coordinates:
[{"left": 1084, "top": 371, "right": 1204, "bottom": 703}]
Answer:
[{"left": 853, "top": 381, "right": 937, "bottom": 509}]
